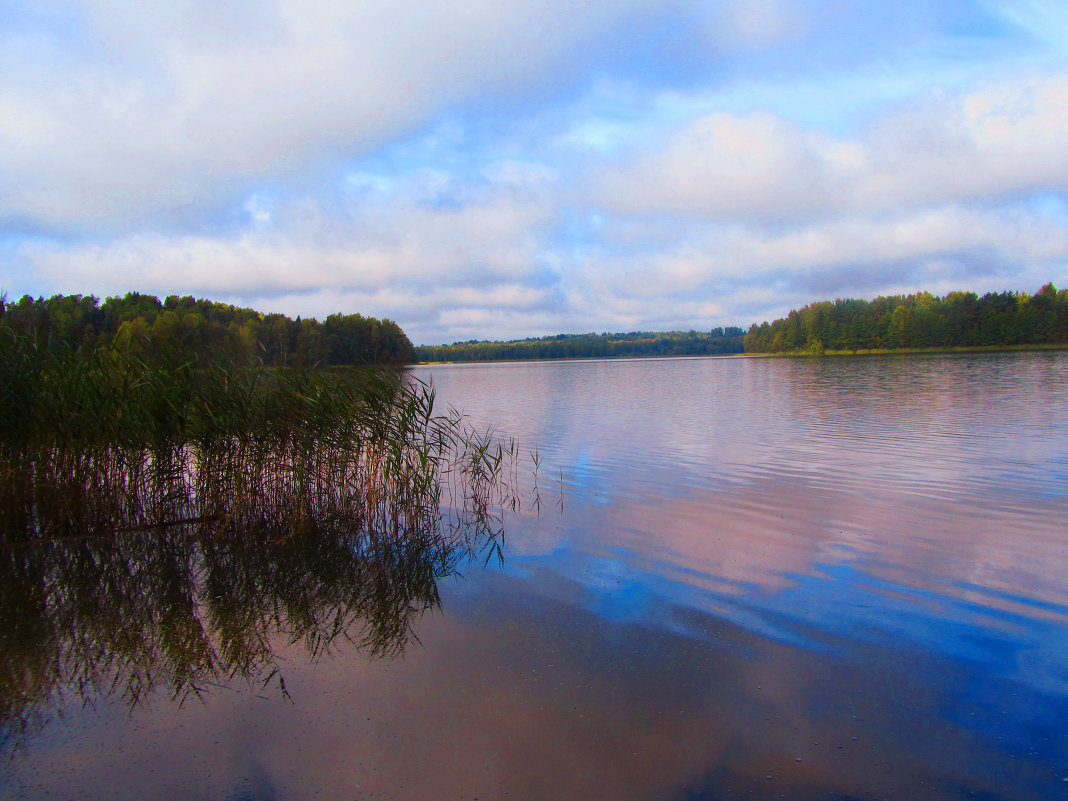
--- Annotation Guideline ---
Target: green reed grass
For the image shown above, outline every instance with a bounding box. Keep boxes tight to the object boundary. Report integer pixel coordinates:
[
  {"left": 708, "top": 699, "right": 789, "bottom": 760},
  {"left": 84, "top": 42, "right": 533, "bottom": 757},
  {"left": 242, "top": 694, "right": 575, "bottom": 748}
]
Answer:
[
  {"left": 0, "top": 327, "right": 540, "bottom": 746},
  {"left": 0, "top": 328, "right": 531, "bottom": 547}
]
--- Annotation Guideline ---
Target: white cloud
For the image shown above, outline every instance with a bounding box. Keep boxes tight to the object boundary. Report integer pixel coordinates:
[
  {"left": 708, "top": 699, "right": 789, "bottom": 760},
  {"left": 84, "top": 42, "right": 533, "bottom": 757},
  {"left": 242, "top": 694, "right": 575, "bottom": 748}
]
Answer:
[
  {"left": 597, "top": 72, "right": 1068, "bottom": 221},
  {"left": 21, "top": 188, "right": 1063, "bottom": 343},
  {"left": 22, "top": 193, "right": 553, "bottom": 290},
  {"left": 13, "top": 193, "right": 1067, "bottom": 343},
  {"left": 573, "top": 202, "right": 1068, "bottom": 325},
  {"left": 5, "top": 1, "right": 1068, "bottom": 344},
  {"left": 712, "top": 0, "right": 807, "bottom": 50},
  {"left": 0, "top": 0, "right": 665, "bottom": 232},
  {"left": 13, "top": 166, "right": 563, "bottom": 342}
]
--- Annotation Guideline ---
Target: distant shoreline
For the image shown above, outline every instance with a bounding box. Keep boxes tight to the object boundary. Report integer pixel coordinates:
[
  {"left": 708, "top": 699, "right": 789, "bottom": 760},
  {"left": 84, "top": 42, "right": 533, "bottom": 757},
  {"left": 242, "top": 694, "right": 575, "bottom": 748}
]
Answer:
[
  {"left": 411, "top": 352, "right": 750, "bottom": 366},
  {"left": 413, "top": 343, "right": 1068, "bottom": 366},
  {"left": 755, "top": 343, "right": 1068, "bottom": 358},
  {"left": 743, "top": 283, "right": 1067, "bottom": 356}
]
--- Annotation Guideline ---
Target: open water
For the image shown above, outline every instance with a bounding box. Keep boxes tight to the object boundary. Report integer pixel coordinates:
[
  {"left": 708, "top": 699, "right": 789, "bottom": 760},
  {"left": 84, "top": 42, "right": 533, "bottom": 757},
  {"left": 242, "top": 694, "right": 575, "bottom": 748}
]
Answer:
[{"left": 2, "top": 352, "right": 1067, "bottom": 800}]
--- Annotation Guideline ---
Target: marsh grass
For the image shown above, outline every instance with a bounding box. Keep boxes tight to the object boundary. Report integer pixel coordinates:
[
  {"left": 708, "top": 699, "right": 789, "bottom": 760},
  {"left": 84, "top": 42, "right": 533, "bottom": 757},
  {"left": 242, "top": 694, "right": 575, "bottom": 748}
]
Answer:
[{"left": 0, "top": 329, "right": 537, "bottom": 748}]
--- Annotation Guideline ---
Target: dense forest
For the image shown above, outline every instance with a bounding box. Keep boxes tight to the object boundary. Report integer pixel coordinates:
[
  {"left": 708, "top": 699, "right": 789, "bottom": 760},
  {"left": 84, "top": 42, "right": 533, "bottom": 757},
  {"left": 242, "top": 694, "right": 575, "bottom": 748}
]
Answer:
[
  {"left": 417, "top": 328, "right": 745, "bottom": 362},
  {"left": 0, "top": 292, "right": 414, "bottom": 366},
  {"left": 744, "top": 283, "right": 1068, "bottom": 354}
]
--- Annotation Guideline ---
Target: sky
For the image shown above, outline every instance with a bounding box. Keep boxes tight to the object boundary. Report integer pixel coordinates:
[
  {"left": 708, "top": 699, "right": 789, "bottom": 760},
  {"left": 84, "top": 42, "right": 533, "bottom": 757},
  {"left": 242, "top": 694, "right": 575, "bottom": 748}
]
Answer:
[{"left": 2, "top": 0, "right": 1068, "bottom": 345}]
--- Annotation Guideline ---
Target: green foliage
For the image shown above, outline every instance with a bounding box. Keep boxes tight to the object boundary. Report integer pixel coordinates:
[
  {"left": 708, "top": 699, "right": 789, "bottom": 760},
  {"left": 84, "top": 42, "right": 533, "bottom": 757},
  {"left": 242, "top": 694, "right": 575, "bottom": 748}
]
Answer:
[
  {"left": 417, "top": 327, "right": 745, "bottom": 362},
  {"left": 0, "top": 294, "right": 553, "bottom": 745},
  {"left": 744, "top": 283, "right": 1068, "bottom": 354},
  {"left": 0, "top": 336, "right": 538, "bottom": 740},
  {"left": 0, "top": 291, "right": 414, "bottom": 367}
]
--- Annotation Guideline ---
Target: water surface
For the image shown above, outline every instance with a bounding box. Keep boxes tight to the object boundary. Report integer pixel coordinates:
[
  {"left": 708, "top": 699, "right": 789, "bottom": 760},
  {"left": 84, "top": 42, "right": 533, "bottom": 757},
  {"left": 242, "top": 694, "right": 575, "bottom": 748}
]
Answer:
[{"left": 3, "top": 352, "right": 1067, "bottom": 800}]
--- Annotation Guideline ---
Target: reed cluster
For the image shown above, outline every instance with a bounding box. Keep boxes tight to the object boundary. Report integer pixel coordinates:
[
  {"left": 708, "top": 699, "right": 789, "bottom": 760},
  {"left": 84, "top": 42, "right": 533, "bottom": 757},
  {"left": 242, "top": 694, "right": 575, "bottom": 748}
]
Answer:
[
  {"left": 0, "top": 328, "right": 534, "bottom": 745},
  {"left": 0, "top": 328, "right": 525, "bottom": 546}
]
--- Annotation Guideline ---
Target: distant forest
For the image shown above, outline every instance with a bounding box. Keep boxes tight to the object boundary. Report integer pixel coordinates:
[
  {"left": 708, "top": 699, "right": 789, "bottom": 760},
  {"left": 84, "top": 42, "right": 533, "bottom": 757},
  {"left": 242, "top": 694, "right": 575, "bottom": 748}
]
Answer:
[
  {"left": 416, "top": 328, "right": 746, "bottom": 363},
  {"left": 0, "top": 292, "right": 414, "bottom": 366},
  {"left": 744, "top": 283, "right": 1068, "bottom": 354}
]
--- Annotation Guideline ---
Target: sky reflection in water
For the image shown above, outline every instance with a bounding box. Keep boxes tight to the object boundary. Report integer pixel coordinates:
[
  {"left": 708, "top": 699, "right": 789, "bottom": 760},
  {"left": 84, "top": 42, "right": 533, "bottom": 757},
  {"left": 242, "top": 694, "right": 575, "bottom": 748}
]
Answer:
[
  {"left": 3, "top": 352, "right": 1067, "bottom": 800},
  {"left": 419, "top": 353, "right": 1068, "bottom": 798}
]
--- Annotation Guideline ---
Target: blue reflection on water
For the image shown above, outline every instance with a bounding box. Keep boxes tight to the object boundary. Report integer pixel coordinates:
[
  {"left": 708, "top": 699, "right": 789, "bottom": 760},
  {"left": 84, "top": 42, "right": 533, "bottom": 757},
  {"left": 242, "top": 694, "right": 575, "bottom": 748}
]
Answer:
[{"left": 419, "top": 353, "right": 1068, "bottom": 798}]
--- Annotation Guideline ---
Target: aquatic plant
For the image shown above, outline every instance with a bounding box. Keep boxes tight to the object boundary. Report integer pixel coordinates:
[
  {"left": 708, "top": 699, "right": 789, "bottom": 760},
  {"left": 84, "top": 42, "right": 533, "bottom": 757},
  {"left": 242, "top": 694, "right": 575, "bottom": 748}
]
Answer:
[{"left": 0, "top": 328, "right": 536, "bottom": 747}]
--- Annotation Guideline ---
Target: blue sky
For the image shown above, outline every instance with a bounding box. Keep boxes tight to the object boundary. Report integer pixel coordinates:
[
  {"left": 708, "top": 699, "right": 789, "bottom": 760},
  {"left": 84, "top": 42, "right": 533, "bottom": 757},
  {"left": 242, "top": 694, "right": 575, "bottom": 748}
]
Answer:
[{"left": 2, "top": 0, "right": 1067, "bottom": 344}]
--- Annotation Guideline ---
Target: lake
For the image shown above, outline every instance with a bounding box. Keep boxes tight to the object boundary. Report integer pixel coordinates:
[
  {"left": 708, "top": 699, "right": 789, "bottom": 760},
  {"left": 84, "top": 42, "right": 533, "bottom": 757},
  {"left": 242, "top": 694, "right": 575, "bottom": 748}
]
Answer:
[{"left": 2, "top": 352, "right": 1067, "bottom": 800}]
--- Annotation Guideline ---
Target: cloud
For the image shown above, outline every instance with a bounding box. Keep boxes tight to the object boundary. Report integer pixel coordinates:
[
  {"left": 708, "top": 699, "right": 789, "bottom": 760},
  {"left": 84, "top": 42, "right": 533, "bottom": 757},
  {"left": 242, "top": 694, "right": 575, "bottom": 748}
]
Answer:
[
  {"left": 711, "top": 0, "right": 808, "bottom": 50},
  {"left": 0, "top": 0, "right": 916, "bottom": 236},
  {"left": 0, "top": 0, "right": 671, "bottom": 233},
  {"left": 572, "top": 200, "right": 1068, "bottom": 329},
  {"left": 597, "top": 72, "right": 1068, "bottom": 221},
  {"left": 14, "top": 165, "right": 1067, "bottom": 343},
  {"left": 12, "top": 161, "right": 564, "bottom": 342},
  {"left": 4, "top": 0, "right": 1068, "bottom": 345}
]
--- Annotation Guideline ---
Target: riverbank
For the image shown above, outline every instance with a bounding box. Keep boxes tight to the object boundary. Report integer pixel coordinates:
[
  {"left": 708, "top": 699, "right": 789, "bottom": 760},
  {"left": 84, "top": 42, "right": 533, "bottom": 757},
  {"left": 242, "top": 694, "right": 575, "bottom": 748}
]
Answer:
[
  {"left": 759, "top": 342, "right": 1068, "bottom": 357},
  {"left": 416, "top": 343, "right": 1068, "bottom": 364},
  {"left": 414, "top": 352, "right": 751, "bottom": 366}
]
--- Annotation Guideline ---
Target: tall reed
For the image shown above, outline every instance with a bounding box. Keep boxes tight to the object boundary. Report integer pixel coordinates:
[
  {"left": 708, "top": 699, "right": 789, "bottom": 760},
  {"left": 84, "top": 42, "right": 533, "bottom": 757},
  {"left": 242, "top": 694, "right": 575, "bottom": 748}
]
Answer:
[
  {"left": 0, "top": 328, "right": 537, "bottom": 746},
  {"left": 0, "top": 329, "right": 527, "bottom": 546}
]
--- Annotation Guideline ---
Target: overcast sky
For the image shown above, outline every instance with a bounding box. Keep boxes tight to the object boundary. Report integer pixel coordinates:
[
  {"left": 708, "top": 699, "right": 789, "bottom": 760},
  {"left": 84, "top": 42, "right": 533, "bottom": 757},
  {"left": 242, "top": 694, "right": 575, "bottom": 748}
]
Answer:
[{"left": 2, "top": 0, "right": 1067, "bottom": 344}]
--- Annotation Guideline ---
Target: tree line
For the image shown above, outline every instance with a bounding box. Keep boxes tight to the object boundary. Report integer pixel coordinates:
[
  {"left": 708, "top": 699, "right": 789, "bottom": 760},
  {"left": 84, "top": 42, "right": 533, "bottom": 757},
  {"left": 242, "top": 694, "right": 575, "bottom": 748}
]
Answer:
[
  {"left": 0, "top": 292, "right": 414, "bottom": 366},
  {"left": 416, "top": 328, "right": 746, "bottom": 362},
  {"left": 743, "top": 283, "right": 1068, "bottom": 354}
]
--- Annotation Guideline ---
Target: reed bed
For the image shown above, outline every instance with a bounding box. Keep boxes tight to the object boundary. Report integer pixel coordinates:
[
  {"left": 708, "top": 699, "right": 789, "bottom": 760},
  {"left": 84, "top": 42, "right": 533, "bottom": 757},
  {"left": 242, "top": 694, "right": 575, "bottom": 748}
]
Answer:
[
  {"left": 0, "top": 329, "right": 525, "bottom": 545},
  {"left": 0, "top": 329, "right": 534, "bottom": 747}
]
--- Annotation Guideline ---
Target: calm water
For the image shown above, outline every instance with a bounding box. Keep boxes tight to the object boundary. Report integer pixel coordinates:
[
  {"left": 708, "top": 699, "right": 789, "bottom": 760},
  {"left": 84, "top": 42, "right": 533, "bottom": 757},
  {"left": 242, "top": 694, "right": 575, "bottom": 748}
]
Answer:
[{"left": 3, "top": 352, "right": 1068, "bottom": 800}]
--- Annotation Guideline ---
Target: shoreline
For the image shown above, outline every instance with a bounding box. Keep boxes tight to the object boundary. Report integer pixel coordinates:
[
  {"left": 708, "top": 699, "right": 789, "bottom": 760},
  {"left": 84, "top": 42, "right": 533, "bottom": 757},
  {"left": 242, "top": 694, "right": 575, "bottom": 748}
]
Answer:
[
  {"left": 412, "top": 342, "right": 1068, "bottom": 365},
  {"left": 411, "top": 352, "right": 748, "bottom": 366},
  {"left": 754, "top": 342, "right": 1068, "bottom": 358}
]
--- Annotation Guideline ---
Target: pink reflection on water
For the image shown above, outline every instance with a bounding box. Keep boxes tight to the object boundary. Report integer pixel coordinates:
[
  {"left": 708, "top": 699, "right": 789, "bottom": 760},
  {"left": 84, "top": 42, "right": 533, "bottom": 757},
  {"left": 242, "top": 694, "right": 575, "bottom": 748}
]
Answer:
[
  {"left": 5, "top": 354, "right": 1067, "bottom": 800},
  {"left": 4, "top": 575, "right": 1039, "bottom": 801}
]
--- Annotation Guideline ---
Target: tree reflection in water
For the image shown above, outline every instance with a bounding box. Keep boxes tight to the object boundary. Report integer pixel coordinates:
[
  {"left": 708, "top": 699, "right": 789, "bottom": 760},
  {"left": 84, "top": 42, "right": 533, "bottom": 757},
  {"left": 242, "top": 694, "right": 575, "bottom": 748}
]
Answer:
[{"left": 0, "top": 389, "right": 527, "bottom": 749}]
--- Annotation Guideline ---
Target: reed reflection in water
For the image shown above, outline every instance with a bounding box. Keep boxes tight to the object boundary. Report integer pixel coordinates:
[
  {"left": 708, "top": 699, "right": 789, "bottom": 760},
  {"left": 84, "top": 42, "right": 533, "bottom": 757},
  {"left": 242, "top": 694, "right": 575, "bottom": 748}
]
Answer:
[{"left": 0, "top": 368, "right": 530, "bottom": 753}]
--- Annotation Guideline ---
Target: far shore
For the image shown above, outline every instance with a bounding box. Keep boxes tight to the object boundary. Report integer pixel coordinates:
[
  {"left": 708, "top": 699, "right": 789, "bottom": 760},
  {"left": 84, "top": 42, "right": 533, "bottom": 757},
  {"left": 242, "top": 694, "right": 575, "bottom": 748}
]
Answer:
[
  {"left": 759, "top": 342, "right": 1068, "bottom": 358},
  {"left": 412, "top": 352, "right": 749, "bottom": 366},
  {"left": 413, "top": 342, "right": 1068, "bottom": 366}
]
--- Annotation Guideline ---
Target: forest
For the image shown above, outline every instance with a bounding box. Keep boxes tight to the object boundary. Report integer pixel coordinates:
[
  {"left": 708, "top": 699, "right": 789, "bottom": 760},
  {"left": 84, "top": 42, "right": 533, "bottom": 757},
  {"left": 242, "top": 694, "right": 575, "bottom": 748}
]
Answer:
[
  {"left": 0, "top": 288, "right": 520, "bottom": 577},
  {"left": 743, "top": 283, "right": 1068, "bottom": 354},
  {"left": 417, "top": 327, "right": 745, "bottom": 362},
  {"left": 0, "top": 291, "right": 414, "bottom": 367}
]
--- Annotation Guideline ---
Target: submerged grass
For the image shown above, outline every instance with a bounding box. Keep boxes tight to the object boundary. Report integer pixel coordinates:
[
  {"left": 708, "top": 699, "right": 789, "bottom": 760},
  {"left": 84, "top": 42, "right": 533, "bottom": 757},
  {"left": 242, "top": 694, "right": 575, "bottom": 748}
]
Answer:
[{"left": 0, "top": 329, "right": 539, "bottom": 745}]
